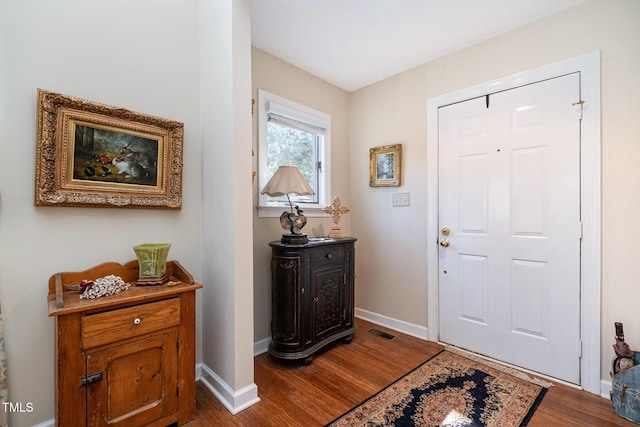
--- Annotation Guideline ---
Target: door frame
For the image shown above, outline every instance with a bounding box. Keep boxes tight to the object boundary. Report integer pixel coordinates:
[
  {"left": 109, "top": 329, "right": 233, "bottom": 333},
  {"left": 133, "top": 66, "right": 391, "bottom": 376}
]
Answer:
[{"left": 426, "top": 51, "right": 601, "bottom": 394}]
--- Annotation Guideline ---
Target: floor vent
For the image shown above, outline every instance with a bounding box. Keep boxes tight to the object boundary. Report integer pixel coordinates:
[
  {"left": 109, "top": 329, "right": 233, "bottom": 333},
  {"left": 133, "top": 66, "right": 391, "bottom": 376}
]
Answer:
[{"left": 368, "top": 328, "right": 396, "bottom": 341}]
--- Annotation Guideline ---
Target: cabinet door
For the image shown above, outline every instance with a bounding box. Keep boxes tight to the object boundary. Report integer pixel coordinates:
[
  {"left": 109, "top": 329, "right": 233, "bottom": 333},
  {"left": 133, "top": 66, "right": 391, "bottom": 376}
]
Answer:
[
  {"left": 271, "top": 255, "right": 307, "bottom": 348},
  {"left": 313, "top": 265, "right": 347, "bottom": 340},
  {"left": 86, "top": 330, "right": 178, "bottom": 427}
]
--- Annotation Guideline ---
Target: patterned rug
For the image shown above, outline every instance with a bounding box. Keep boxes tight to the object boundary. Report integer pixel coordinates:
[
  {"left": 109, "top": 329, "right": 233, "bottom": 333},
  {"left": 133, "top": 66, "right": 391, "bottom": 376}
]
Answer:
[{"left": 326, "top": 350, "right": 549, "bottom": 427}]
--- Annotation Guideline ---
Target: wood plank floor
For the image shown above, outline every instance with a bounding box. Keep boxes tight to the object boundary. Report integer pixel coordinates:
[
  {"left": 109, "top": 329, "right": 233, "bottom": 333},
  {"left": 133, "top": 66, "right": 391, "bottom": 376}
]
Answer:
[{"left": 185, "top": 319, "right": 635, "bottom": 426}]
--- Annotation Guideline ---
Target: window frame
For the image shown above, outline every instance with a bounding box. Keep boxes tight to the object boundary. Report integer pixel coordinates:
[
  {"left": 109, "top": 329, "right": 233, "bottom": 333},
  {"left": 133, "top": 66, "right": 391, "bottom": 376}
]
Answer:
[{"left": 257, "top": 89, "right": 331, "bottom": 218}]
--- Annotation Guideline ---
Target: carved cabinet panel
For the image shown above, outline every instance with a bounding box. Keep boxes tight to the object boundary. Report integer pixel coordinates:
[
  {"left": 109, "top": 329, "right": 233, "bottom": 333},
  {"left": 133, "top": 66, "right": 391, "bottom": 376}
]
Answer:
[{"left": 269, "top": 237, "right": 356, "bottom": 364}]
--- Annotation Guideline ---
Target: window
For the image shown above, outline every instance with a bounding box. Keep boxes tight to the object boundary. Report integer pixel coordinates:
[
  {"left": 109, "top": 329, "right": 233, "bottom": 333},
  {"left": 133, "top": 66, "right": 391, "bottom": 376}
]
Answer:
[{"left": 257, "top": 89, "right": 331, "bottom": 217}]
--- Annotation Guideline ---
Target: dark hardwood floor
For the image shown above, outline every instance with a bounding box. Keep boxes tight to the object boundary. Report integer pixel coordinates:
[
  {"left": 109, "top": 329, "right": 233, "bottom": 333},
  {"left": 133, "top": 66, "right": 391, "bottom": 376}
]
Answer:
[{"left": 185, "top": 319, "right": 634, "bottom": 426}]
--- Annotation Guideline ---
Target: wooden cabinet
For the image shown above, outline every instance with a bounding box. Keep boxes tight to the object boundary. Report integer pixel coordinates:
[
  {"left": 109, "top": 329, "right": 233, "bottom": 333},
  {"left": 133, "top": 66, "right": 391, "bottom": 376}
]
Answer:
[
  {"left": 269, "top": 237, "right": 356, "bottom": 364},
  {"left": 47, "top": 260, "right": 202, "bottom": 427}
]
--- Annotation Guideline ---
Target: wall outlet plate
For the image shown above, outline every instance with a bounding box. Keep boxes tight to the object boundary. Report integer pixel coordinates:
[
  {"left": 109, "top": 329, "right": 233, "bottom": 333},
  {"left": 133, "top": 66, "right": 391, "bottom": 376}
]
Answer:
[{"left": 392, "top": 192, "right": 410, "bottom": 207}]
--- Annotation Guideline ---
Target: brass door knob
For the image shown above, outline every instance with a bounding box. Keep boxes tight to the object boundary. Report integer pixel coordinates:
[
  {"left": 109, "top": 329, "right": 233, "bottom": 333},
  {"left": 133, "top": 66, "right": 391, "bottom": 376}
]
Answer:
[{"left": 439, "top": 239, "right": 450, "bottom": 248}]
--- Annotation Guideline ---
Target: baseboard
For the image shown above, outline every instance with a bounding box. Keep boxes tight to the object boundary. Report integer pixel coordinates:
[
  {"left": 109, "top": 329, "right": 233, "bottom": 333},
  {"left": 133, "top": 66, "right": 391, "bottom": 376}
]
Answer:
[
  {"left": 254, "top": 336, "right": 270, "bottom": 356},
  {"left": 354, "top": 307, "right": 429, "bottom": 340},
  {"left": 601, "top": 378, "right": 612, "bottom": 399},
  {"left": 199, "top": 363, "right": 261, "bottom": 414}
]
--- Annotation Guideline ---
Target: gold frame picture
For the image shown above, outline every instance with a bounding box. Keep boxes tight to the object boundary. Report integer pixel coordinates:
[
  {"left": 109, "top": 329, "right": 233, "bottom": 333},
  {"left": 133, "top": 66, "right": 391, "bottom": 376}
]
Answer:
[
  {"left": 369, "top": 144, "right": 402, "bottom": 187},
  {"left": 34, "top": 89, "right": 183, "bottom": 209}
]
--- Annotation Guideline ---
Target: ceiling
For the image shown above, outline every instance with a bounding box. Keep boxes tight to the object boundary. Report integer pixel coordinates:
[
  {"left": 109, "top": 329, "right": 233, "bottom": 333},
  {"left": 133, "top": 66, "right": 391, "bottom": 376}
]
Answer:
[{"left": 251, "top": 0, "right": 587, "bottom": 92}]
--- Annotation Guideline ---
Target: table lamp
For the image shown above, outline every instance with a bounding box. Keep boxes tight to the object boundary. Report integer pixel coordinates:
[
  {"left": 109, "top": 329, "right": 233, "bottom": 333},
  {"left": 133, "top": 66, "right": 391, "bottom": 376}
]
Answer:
[{"left": 261, "top": 165, "right": 315, "bottom": 244}]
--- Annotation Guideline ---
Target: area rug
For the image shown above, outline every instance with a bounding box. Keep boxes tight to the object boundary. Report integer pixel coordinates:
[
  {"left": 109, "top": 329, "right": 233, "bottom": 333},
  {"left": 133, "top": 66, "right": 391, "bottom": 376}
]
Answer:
[{"left": 326, "top": 350, "right": 549, "bottom": 427}]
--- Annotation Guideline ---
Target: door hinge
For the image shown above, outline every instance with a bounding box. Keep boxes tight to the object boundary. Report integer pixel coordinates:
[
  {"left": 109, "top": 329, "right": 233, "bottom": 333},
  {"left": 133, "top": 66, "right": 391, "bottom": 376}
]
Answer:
[
  {"left": 578, "top": 340, "right": 583, "bottom": 358},
  {"left": 81, "top": 371, "right": 103, "bottom": 386},
  {"left": 317, "top": 161, "right": 322, "bottom": 171},
  {"left": 572, "top": 99, "right": 584, "bottom": 119},
  {"left": 579, "top": 221, "right": 584, "bottom": 240}
]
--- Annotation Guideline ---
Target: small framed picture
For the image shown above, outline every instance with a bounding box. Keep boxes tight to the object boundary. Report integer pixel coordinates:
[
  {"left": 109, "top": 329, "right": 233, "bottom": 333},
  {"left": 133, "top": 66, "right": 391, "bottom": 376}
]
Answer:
[
  {"left": 369, "top": 144, "right": 402, "bottom": 187},
  {"left": 34, "top": 89, "right": 184, "bottom": 209}
]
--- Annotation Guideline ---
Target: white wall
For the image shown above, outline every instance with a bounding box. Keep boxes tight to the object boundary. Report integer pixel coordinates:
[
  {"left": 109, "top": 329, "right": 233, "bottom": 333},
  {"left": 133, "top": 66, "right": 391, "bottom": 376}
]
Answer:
[
  {"left": 0, "top": 1, "right": 203, "bottom": 425},
  {"left": 349, "top": 0, "right": 640, "bottom": 386},
  {"left": 199, "top": 0, "right": 258, "bottom": 410}
]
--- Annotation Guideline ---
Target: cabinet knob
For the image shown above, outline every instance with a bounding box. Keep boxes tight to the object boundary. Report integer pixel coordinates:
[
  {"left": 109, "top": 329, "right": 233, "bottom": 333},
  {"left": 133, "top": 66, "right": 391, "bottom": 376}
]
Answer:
[
  {"left": 325, "top": 253, "right": 333, "bottom": 260},
  {"left": 133, "top": 318, "right": 141, "bottom": 325}
]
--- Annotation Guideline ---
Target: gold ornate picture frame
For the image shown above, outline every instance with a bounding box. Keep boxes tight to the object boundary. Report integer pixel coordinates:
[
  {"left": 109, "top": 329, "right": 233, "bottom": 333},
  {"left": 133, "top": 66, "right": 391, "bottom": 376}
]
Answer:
[
  {"left": 369, "top": 144, "right": 402, "bottom": 187},
  {"left": 35, "top": 89, "right": 183, "bottom": 209}
]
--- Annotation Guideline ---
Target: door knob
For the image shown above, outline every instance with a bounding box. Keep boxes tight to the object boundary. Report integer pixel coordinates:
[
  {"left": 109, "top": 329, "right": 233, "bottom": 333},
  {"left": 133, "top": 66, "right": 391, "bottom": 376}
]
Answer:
[{"left": 439, "top": 239, "right": 450, "bottom": 248}]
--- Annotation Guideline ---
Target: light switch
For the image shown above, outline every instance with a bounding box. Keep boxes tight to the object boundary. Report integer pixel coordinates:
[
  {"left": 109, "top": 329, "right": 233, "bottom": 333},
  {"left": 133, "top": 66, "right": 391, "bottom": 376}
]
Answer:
[{"left": 392, "top": 192, "right": 410, "bottom": 207}]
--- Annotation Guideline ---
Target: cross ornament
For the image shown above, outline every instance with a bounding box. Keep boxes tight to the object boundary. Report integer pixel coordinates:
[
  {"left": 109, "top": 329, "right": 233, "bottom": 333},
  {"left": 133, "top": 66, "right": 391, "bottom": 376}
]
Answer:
[{"left": 323, "top": 196, "right": 350, "bottom": 238}]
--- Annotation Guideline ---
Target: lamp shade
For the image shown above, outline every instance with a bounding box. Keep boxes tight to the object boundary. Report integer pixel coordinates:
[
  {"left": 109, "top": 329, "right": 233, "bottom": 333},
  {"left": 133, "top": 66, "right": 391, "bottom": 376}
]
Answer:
[{"left": 261, "top": 166, "right": 314, "bottom": 197}]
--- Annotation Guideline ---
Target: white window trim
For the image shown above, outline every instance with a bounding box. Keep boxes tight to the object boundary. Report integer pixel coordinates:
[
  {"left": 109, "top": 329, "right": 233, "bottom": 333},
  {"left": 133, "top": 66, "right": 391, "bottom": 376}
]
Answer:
[{"left": 257, "top": 89, "right": 331, "bottom": 218}]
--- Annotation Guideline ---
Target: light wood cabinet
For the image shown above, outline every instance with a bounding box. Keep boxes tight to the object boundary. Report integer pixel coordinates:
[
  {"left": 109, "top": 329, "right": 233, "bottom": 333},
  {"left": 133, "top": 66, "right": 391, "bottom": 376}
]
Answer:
[{"left": 47, "top": 260, "right": 202, "bottom": 427}]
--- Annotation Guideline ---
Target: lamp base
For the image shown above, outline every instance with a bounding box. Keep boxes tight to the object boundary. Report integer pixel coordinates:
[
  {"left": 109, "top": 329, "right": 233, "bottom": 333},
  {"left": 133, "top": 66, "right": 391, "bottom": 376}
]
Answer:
[{"left": 281, "top": 233, "right": 309, "bottom": 245}]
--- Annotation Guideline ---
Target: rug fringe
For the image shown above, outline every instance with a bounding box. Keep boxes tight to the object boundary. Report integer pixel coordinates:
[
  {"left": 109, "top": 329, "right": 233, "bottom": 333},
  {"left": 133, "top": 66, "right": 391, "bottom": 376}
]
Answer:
[{"left": 443, "top": 345, "right": 554, "bottom": 388}]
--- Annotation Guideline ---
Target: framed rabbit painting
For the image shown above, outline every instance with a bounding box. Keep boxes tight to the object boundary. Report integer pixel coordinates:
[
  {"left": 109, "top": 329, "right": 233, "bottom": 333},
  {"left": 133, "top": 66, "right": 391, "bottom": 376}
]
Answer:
[{"left": 34, "top": 89, "right": 183, "bottom": 208}]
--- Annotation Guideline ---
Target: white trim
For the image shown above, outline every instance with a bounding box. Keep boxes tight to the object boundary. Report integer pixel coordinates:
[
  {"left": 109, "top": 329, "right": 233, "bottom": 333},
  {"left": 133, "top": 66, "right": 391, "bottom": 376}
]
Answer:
[
  {"left": 601, "top": 379, "right": 613, "bottom": 400},
  {"left": 257, "top": 205, "right": 330, "bottom": 218},
  {"left": 199, "top": 363, "right": 260, "bottom": 414},
  {"left": 426, "top": 51, "right": 601, "bottom": 394},
  {"left": 253, "top": 336, "right": 271, "bottom": 356},
  {"left": 355, "top": 308, "right": 428, "bottom": 340},
  {"left": 32, "top": 419, "right": 55, "bottom": 427},
  {"left": 195, "top": 361, "right": 202, "bottom": 380},
  {"left": 266, "top": 100, "right": 330, "bottom": 130},
  {"left": 256, "top": 89, "right": 332, "bottom": 215}
]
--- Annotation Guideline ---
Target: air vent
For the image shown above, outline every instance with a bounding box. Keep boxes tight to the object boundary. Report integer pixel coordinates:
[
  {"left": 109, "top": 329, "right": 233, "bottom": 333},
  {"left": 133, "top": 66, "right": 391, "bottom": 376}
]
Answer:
[{"left": 368, "top": 328, "right": 396, "bottom": 341}]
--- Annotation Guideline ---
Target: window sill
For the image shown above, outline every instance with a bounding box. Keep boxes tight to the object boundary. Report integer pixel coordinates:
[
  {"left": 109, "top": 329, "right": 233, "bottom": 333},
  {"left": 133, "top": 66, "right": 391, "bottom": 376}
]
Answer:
[{"left": 257, "top": 206, "right": 329, "bottom": 218}]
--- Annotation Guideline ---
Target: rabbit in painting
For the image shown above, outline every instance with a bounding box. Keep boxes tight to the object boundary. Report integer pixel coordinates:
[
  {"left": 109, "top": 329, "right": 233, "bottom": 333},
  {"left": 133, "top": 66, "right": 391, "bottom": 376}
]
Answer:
[
  {"left": 112, "top": 155, "right": 148, "bottom": 178},
  {"left": 118, "top": 143, "right": 156, "bottom": 168}
]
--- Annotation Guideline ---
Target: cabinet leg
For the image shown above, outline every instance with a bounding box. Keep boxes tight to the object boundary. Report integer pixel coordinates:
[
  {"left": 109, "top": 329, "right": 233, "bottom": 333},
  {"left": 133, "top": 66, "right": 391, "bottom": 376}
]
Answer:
[
  {"left": 343, "top": 335, "right": 353, "bottom": 344},
  {"left": 303, "top": 355, "right": 314, "bottom": 365}
]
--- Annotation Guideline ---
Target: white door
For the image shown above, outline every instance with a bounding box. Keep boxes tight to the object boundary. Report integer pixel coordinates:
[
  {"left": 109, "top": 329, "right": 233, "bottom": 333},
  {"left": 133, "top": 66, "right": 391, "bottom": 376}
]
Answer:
[{"left": 438, "top": 73, "right": 582, "bottom": 384}]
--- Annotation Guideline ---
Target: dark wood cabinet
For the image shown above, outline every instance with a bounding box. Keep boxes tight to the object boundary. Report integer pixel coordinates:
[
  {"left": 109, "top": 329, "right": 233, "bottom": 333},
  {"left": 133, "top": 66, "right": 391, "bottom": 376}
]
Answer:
[
  {"left": 269, "top": 237, "right": 357, "bottom": 364},
  {"left": 47, "top": 260, "right": 202, "bottom": 426}
]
